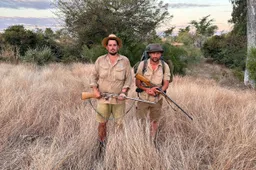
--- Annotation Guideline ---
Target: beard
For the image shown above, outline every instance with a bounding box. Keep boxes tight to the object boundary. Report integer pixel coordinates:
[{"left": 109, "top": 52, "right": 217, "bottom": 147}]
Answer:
[
  {"left": 109, "top": 52, "right": 117, "bottom": 55},
  {"left": 151, "top": 57, "right": 160, "bottom": 63}
]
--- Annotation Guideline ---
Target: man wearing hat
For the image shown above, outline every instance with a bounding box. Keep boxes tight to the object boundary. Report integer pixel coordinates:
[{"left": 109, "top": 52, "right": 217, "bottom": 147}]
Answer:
[
  {"left": 135, "top": 43, "right": 171, "bottom": 139},
  {"left": 90, "top": 34, "right": 132, "bottom": 145}
]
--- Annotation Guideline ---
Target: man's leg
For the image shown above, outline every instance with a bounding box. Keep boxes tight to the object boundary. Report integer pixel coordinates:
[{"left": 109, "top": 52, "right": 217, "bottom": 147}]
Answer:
[
  {"left": 98, "top": 122, "right": 107, "bottom": 142},
  {"left": 112, "top": 103, "right": 125, "bottom": 132},
  {"left": 136, "top": 101, "right": 149, "bottom": 120},
  {"left": 149, "top": 98, "right": 163, "bottom": 139},
  {"left": 96, "top": 103, "right": 111, "bottom": 142},
  {"left": 150, "top": 120, "right": 158, "bottom": 138}
]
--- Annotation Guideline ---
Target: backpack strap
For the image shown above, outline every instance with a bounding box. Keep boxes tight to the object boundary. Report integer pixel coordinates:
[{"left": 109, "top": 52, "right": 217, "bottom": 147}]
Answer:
[
  {"left": 142, "top": 59, "right": 147, "bottom": 74},
  {"left": 161, "top": 59, "right": 165, "bottom": 74}
]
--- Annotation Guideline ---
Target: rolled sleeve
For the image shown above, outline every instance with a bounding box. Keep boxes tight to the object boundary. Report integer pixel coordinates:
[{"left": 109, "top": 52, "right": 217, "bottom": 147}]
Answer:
[
  {"left": 90, "top": 59, "right": 99, "bottom": 87},
  {"left": 136, "top": 61, "right": 144, "bottom": 75},
  {"left": 122, "top": 59, "right": 132, "bottom": 89},
  {"left": 163, "top": 62, "right": 171, "bottom": 81}
]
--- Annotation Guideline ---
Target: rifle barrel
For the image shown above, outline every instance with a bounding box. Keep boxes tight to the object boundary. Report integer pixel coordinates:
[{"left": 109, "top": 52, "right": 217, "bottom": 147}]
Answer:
[
  {"left": 159, "top": 90, "right": 193, "bottom": 120},
  {"left": 125, "top": 96, "right": 156, "bottom": 104}
]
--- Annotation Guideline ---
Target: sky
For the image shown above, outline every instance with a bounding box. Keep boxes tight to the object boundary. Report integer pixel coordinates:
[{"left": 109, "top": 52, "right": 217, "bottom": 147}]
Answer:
[{"left": 0, "top": 0, "right": 233, "bottom": 34}]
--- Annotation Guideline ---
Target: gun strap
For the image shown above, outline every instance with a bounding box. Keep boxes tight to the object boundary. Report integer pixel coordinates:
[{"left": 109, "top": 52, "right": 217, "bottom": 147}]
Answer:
[{"left": 87, "top": 99, "right": 135, "bottom": 120}]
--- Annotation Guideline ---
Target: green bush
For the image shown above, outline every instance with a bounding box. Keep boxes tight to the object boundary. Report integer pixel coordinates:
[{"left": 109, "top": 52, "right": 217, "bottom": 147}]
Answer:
[
  {"left": 202, "top": 34, "right": 246, "bottom": 71},
  {"left": 80, "top": 45, "right": 106, "bottom": 63},
  {"left": 22, "top": 46, "right": 56, "bottom": 65},
  {"left": 162, "top": 43, "right": 188, "bottom": 75},
  {"left": 247, "top": 48, "right": 256, "bottom": 81}
]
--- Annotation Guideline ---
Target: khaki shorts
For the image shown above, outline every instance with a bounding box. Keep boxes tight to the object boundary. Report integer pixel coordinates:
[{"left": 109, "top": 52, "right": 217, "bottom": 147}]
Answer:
[
  {"left": 96, "top": 103, "right": 125, "bottom": 124},
  {"left": 136, "top": 98, "right": 163, "bottom": 122}
]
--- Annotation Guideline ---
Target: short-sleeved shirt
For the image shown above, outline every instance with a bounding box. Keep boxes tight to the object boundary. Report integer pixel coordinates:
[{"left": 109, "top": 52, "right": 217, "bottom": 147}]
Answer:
[
  {"left": 90, "top": 54, "right": 132, "bottom": 104},
  {"left": 136, "top": 59, "right": 170, "bottom": 102}
]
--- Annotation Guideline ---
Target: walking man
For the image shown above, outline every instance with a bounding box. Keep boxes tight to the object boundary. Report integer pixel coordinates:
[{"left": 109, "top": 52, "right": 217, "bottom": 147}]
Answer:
[
  {"left": 90, "top": 34, "right": 132, "bottom": 145},
  {"left": 135, "top": 44, "right": 171, "bottom": 139}
]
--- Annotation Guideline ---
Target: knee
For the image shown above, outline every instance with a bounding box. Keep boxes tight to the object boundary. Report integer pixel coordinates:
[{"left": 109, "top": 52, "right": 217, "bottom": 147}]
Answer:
[
  {"left": 151, "top": 120, "right": 158, "bottom": 126},
  {"left": 99, "top": 122, "right": 107, "bottom": 128}
]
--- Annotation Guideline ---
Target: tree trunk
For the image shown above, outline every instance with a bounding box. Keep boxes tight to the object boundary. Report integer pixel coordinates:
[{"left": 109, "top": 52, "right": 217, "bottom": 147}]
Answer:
[{"left": 245, "top": 0, "right": 256, "bottom": 87}]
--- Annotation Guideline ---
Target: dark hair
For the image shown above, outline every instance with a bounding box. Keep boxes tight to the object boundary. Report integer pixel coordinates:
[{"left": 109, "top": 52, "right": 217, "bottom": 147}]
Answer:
[{"left": 107, "top": 38, "right": 119, "bottom": 46}]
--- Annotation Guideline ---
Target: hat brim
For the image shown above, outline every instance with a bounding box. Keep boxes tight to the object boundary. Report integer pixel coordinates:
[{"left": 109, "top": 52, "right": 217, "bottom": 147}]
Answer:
[
  {"left": 147, "top": 50, "right": 164, "bottom": 53},
  {"left": 102, "top": 36, "right": 122, "bottom": 48}
]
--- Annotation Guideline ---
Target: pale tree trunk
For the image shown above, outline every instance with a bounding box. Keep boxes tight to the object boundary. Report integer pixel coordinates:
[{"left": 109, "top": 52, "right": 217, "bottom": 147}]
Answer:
[{"left": 245, "top": 0, "right": 256, "bottom": 87}]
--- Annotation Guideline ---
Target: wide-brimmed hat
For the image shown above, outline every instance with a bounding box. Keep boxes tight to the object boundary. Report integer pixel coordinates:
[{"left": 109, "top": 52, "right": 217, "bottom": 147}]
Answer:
[
  {"left": 146, "top": 44, "right": 164, "bottom": 53},
  {"left": 101, "top": 34, "right": 122, "bottom": 48}
]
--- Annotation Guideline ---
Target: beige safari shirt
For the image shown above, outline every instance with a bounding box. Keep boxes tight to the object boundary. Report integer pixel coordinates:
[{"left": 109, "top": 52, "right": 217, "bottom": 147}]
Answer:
[
  {"left": 90, "top": 54, "right": 132, "bottom": 104},
  {"left": 137, "top": 59, "right": 170, "bottom": 102}
]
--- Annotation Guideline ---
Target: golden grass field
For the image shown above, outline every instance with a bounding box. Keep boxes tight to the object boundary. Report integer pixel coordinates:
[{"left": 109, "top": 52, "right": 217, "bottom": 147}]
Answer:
[{"left": 0, "top": 62, "right": 255, "bottom": 170}]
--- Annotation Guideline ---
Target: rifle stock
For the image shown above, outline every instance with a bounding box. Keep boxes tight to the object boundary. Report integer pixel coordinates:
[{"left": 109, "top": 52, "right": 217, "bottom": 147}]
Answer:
[
  {"left": 81, "top": 92, "right": 97, "bottom": 100},
  {"left": 135, "top": 73, "right": 153, "bottom": 86},
  {"left": 135, "top": 73, "right": 193, "bottom": 120}
]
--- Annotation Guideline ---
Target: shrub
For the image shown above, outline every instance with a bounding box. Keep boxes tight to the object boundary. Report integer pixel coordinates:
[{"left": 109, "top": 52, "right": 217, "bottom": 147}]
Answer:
[
  {"left": 80, "top": 45, "right": 106, "bottom": 63},
  {"left": 247, "top": 47, "right": 256, "bottom": 81},
  {"left": 202, "top": 34, "right": 246, "bottom": 71},
  {"left": 162, "top": 43, "right": 188, "bottom": 75},
  {"left": 22, "top": 46, "right": 56, "bottom": 65}
]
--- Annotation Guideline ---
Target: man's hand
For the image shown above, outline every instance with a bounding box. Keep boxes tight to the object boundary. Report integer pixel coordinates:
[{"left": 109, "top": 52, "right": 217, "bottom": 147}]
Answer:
[
  {"left": 145, "top": 87, "right": 162, "bottom": 96},
  {"left": 92, "top": 87, "right": 101, "bottom": 99},
  {"left": 145, "top": 88, "right": 156, "bottom": 96},
  {"left": 118, "top": 93, "right": 126, "bottom": 100},
  {"left": 94, "top": 90, "right": 101, "bottom": 98}
]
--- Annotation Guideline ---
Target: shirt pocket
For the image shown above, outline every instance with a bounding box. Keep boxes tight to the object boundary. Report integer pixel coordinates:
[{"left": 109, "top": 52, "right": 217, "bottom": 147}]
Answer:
[
  {"left": 99, "top": 64, "right": 109, "bottom": 78},
  {"left": 153, "top": 71, "right": 163, "bottom": 85},
  {"left": 144, "top": 71, "right": 151, "bottom": 80},
  {"left": 114, "top": 67, "right": 125, "bottom": 80}
]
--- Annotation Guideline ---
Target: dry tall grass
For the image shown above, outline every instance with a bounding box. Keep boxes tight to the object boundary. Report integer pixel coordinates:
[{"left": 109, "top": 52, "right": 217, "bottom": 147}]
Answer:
[{"left": 0, "top": 63, "right": 255, "bottom": 170}]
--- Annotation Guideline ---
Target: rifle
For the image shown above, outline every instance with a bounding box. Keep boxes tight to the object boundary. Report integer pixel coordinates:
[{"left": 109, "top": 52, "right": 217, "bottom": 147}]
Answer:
[
  {"left": 81, "top": 92, "right": 156, "bottom": 104},
  {"left": 135, "top": 73, "right": 193, "bottom": 121}
]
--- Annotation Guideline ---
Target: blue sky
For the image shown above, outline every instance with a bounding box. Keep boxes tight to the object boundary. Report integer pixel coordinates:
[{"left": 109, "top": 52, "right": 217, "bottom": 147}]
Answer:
[{"left": 0, "top": 0, "right": 233, "bottom": 33}]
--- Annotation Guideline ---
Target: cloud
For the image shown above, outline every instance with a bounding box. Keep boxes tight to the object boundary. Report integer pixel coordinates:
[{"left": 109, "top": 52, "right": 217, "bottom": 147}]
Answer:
[
  {"left": 0, "top": 0, "right": 54, "bottom": 10},
  {"left": 169, "top": 3, "right": 212, "bottom": 8},
  {"left": 0, "top": 16, "right": 63, "bottom": 32}
]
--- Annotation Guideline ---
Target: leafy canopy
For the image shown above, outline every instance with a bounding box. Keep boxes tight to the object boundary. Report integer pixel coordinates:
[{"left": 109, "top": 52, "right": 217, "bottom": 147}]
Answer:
[{"left": 54, "top": 0, "right": 171, "bottom": 46}]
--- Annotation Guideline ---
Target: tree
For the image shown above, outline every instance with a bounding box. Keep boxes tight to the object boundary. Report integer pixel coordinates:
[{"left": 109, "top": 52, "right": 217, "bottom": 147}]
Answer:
[
  {"left": 190, "top": 15, "right": 218, "bottom": 48},
  {"left": 244, "top": 0, "right": 256, "bottom": 87},
  {"left": 163, "top": 27, "right": 175, "bottom": 37},
  {"left": 229, "top": 0, "right": 247, "bottom": 36},
  {"left": 179, "top": 26, "right": 190, "bottom": 34},
  {"left": 54, "top": 0, "right": 170, "bottom": 46},
  {"left": 190, "top": 15, "right": 218, "bottom": 37},
  {"left": 2, "top": 25, "right": 37, "bottom": 58}
]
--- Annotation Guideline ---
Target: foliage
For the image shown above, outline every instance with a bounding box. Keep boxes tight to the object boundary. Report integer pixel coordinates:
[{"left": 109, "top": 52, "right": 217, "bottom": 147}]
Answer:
[
  {"left": 120, "top": 43, "right": 148, "bottom": 66},
  {"left": 179, "top": 26, "right": 190, "bottom": 34},
  {"left": 176, "top": 31, "right": 194, "bottom": 46},
  {"left": 189, "top": 15, "right": 218, "bottom": 48},
  {"left": 163, "top": 27, "right": 176, "bottom": 37},
  {"left": 174, "top": 29, "right": 203, "bottom": 65},
  {"left": 247, "top": 48, "right": 256, "bottom": 81},
  {"left": 202, "top": 34, "right": 246, "bottom": 71},
  {"left": 190, "top": 15, "right": 218, "bottom": 37},
  {"left": 162, "top": 43, "right": 188, "bottom": 75},
  {"left": 54, "top": 0, "right": 171, "bottom": 47},
  {"left": 81, "top": 45, "right": 106, "bottom": 63},
  {"left": 229, "top": 0, "right": 247, "bottom": 36},
  {"left": 22, "top": 46, "right": 56, "bottom": 65},
  {"left": 2, "top": 25, "right": 37, "bottom": 56}
]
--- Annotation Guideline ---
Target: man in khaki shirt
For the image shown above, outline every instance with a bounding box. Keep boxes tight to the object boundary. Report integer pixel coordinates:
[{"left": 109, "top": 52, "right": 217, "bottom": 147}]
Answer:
[
  {"left": 135, "top": 44, "right": 171, "bottom": 139},
  {"left": 90, "top": 34, "right": 132, "bottom": 145}
]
